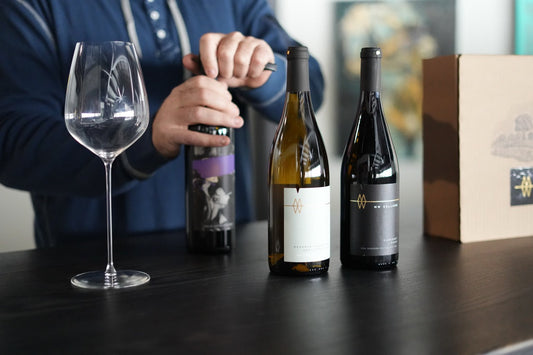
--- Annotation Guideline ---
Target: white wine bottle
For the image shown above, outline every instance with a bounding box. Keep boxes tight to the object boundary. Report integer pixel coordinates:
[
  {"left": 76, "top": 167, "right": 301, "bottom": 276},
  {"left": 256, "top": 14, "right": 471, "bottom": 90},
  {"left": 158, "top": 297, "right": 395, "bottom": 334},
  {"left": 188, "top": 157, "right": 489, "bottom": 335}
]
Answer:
[
  {"left": 341, "top": 47, "right": 399, "bottom": 270},
  {"left": 268, "top": 46, "right": 330, "bottom": 275}
]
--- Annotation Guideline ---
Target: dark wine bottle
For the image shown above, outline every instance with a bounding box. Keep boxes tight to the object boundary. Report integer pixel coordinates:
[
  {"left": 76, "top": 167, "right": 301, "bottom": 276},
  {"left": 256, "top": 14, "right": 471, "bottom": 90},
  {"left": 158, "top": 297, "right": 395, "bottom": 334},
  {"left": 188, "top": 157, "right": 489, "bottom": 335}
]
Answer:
[
  {"left": 185, "top": 125, "right": 235, "bottom": 253},
  {"left": 268, "top": 46, "right": 330, "bottom": 275},
  {"left": 341, "top": 47, "right": 399, "bottom": 270}
]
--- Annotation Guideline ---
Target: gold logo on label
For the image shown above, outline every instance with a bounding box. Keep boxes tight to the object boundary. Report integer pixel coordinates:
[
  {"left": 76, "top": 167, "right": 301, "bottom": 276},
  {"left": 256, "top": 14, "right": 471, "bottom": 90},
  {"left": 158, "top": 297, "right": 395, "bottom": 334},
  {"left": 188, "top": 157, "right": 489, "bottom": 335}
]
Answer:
[
  {"left": 350, "top": 194, "right": 399, "bottom": 210},
  {"left": 290, "top": 198, "right": 303, "bottom": 214},
  {"left": 514, "top": 176, "right": 533, "bottom": 198},
  {"left": 356, "top": 194, "right": 367, "bottom": 209}
]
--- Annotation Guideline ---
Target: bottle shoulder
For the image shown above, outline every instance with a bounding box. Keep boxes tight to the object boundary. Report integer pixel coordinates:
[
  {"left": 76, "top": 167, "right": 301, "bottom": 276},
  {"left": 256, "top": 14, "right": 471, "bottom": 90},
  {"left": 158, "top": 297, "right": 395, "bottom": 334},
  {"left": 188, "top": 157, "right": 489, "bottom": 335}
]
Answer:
[
  {"left": 342, "top": 99, "right": 398, "bottom": 184},
  {"left": 269, "top": 92, "right": 329, "bottom": 186}
]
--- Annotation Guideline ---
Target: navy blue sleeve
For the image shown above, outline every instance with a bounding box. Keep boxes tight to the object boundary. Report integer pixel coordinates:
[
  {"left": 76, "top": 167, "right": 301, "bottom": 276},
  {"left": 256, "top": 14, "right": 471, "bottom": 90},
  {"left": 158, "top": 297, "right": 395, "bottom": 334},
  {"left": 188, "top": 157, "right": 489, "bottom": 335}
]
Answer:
[{"left": 0, "top": 1, "right": 146, "bottom": 196}]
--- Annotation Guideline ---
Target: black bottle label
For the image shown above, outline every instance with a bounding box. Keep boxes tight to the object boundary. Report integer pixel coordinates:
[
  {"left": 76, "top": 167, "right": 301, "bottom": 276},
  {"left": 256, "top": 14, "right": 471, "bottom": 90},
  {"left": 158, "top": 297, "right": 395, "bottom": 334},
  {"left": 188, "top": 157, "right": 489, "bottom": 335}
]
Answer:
[
  {"left": 510, "top": 168, "right": 533, "bottom": 206},
  {"left": 349, "top": 183, "right": 399, "bottom": 256},
  {"left": 189, "top": 146, "right": 235, "bottom": 232}
]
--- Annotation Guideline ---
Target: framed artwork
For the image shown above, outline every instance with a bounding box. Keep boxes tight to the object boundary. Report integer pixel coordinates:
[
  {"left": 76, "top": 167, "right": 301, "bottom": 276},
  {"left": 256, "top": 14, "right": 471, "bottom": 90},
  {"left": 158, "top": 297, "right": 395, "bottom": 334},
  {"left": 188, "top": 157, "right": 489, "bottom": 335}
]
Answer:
[{"left": 334, "top": 0, "right": 455, "bottom": 157}]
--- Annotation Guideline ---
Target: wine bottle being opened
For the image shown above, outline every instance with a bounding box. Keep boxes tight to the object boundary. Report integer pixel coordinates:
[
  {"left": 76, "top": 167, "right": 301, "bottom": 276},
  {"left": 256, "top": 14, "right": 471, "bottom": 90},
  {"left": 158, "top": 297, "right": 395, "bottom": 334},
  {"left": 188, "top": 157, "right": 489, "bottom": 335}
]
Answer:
[
  {"left": 186, "top": 125, "right": 235, "bottom": 253},
  {"left": 341, "top": 47, "right": 400, "bottom": 270},
  {"left": 268, "top": 46, "right": 330, "bottom": 275}
]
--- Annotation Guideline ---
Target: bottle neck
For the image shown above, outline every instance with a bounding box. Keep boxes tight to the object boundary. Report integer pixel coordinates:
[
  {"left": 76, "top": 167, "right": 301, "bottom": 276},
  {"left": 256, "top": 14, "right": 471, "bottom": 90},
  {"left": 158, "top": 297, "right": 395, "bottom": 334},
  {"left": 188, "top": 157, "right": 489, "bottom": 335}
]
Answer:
[
  {"left": 359, "top": 90, "right": 381, "bottom": 114},
  {"left": 360, "top": 57, "right": 381, "bottom": 92},
  {"left": 287, "top": 58, "right": 310, "bottom": 92}
]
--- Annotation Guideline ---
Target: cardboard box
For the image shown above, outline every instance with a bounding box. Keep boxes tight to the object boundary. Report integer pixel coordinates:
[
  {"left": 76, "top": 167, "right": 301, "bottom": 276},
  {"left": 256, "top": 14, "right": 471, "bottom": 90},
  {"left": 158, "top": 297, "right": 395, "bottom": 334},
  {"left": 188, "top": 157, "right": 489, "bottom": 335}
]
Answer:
[{"left": 423, "top": 54, "right": 533, "bottom": 242}]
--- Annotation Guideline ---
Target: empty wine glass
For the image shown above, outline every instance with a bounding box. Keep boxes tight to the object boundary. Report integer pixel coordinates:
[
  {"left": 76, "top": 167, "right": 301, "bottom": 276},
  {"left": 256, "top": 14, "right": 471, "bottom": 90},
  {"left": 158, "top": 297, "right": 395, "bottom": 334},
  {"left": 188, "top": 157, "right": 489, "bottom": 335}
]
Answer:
[{"left": 64, "top": 41, "right": 150, "bottom": 289}]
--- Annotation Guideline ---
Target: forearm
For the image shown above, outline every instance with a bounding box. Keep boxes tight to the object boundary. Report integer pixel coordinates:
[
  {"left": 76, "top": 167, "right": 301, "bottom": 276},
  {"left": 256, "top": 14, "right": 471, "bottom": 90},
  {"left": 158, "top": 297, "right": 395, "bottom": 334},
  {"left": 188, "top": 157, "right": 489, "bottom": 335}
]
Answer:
[
  {"left": 0, "top": 1, "right": 169, "bottom": 197},
  {"left": 0, "top": 111, "right": 158, "bottom": 197}
]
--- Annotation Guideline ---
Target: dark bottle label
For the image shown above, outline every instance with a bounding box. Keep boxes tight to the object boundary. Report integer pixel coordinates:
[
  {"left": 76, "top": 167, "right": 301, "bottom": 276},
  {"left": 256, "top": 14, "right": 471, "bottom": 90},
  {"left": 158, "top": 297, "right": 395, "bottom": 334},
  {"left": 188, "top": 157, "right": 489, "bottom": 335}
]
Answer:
[
  {"left": 189, "top": 146, "right": 235, "bottom": 232},
  {"left": 511, "top": 168, "right": 533, "bottom": 206},
  {"left": 349, "top": 183, "right": 399, "bottom": 256}
]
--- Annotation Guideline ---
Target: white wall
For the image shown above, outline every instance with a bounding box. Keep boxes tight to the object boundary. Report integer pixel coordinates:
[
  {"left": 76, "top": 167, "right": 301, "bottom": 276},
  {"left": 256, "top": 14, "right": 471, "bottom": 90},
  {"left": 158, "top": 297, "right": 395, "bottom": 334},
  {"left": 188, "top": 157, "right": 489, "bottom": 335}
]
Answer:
[
  {"left": 0, "top": 0, "right": 516, "bottom": 252},
  {"left": 455, "top": 0, "right": 513, "bottom": 54},
  {"left": 275, "top": 1, "right": 338, "bottom": 156},
  {"left": 0, "top": 185, "right": 33, "bottom": 251}
]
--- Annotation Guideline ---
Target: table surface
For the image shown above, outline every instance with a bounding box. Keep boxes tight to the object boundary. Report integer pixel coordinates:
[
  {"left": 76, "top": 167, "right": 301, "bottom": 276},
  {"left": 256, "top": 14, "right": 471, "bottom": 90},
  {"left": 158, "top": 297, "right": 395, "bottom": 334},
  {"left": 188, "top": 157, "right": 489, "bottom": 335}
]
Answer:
[{"left": 2, "top": 213, "right": 533, "bottom": 355}]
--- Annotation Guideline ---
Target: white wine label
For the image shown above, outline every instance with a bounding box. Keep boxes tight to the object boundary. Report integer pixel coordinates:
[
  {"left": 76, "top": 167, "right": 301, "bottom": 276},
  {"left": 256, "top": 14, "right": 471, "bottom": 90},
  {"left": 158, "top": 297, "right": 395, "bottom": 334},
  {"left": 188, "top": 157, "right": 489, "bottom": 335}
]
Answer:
[{"left": 283, "top": 186, "right": 330, "bottom": 262}]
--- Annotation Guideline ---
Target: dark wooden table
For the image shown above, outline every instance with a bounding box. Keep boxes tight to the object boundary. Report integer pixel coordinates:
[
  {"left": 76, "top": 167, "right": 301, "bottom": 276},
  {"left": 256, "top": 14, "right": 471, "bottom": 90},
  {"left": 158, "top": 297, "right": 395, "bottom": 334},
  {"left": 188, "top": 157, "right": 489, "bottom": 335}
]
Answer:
[{"left": 2, "top": 216, "right": 533, "bottom": 354}]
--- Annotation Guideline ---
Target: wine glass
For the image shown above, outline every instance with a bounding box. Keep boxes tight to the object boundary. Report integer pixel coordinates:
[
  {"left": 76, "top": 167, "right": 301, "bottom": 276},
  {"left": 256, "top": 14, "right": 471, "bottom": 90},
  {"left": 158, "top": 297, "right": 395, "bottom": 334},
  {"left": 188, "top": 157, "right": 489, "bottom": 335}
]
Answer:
[{"left": 64, "top": 41, "right": 150, "bottom": 289}]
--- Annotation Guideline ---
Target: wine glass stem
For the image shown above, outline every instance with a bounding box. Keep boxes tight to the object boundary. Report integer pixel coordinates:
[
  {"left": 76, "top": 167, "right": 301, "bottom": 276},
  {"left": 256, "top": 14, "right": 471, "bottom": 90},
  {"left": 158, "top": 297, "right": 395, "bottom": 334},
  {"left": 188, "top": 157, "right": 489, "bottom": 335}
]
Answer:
[{"left": 103, "top": 158, "right": 117, "bottom": 278}]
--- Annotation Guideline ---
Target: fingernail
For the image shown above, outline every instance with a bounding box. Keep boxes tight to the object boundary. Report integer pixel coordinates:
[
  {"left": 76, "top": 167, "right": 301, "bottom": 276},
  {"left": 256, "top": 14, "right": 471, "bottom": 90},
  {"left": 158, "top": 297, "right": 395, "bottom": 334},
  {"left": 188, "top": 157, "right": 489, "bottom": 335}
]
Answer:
[
  {"left": 206, "top": 68, "right": 217, "bottom": 78},
  {"left": 220, "top": 136, "right": 230, "bottom": 145},
  {"left": 234, "top": 116, "right": 244, "bottom": 126}
]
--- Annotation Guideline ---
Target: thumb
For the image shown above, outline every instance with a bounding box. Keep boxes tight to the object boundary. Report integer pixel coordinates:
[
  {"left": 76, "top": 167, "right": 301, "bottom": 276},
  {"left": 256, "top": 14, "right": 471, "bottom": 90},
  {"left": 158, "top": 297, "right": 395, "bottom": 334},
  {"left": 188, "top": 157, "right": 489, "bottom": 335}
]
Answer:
[{"left": 182, "top": 54, "right": 204, "bottom": 75}]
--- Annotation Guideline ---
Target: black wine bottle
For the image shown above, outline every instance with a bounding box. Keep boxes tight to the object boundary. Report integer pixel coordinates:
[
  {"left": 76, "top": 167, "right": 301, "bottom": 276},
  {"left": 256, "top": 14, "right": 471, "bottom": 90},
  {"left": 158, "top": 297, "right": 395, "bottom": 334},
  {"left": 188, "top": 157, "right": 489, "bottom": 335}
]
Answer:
[
  {"left": 268, "top": 46, "right": 330, "bottom": 275},
  {"left": 185, "top": 125, "right": 235, "bottom": 253},
  {"left": 341, "top": 47, "right": 399, "bottom": 270}
]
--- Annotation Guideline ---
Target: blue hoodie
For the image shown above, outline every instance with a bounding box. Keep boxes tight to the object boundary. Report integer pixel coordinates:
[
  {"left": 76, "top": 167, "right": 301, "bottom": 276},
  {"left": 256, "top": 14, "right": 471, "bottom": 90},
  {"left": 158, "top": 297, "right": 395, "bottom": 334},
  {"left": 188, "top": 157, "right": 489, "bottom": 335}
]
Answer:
[{"left": 0, "top": 0, "right": 324, "bottom": 247}]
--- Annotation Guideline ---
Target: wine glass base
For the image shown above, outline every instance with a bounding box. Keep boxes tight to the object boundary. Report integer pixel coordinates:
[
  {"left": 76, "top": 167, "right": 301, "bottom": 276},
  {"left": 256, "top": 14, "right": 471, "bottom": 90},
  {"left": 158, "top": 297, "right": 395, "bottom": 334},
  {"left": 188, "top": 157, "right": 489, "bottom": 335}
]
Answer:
[{"left": 71, "top": 270, "right": 150, "bottom": 289}]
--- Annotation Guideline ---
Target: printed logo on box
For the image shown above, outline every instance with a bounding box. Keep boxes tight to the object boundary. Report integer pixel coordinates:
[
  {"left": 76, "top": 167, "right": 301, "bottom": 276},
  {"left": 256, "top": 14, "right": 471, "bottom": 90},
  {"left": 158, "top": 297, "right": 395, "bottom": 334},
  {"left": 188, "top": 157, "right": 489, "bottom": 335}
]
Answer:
[{"left": 492, "top": 114, "right": 533, "bottom": 162}]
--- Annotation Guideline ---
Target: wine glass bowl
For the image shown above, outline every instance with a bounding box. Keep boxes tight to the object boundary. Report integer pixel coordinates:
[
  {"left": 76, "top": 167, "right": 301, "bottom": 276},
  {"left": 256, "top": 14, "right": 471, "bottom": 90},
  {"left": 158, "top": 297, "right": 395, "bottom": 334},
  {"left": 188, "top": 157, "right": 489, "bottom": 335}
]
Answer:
[
  {"left": 64, "top": 41, "right": 150, "bottom": 289},
  {"left": 65, "top": 42, "right": 149, "bottom": 161}
]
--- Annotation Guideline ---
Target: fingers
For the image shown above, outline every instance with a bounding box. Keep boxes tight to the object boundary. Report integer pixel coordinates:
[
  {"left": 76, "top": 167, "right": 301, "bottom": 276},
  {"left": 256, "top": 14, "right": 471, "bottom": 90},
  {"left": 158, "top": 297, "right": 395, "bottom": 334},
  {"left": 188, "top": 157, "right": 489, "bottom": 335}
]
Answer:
[
  {"left": 246, "top": 42, "right": 274, "bottom": 78},
  {"left": 177, "top": 77, "right": 239, "bottom": 117},
  {"left": 199, "top": 33, "right": 225, "bottom": 78},
  {"left": 232, "top": 36, "right": 261, "bottom": 78},
  {"left": 213, "top": 33, "right": 242, "bottom": 79},
  {"left": 179, "top": 127, "right": 231, "bottom": 147},
  {"left": 152, "top": 76, "right": 243, "bottom": 158},
  {"left": 198, "top": 32, "right": 275, "bottom": 87},
  {"left": 182, "top": 53, "right": 203, "bottom": 75},
  {"left": 153, "top": 32, "right": 276, "bottom": 158}
]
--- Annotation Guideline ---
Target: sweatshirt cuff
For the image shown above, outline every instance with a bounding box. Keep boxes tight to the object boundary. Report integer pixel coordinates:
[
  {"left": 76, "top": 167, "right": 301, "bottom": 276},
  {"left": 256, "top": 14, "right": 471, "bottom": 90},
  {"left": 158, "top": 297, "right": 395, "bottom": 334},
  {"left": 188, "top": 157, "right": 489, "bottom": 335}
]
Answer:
[{"left": 119, "top": 122, "right": 170, "bottom": 180}]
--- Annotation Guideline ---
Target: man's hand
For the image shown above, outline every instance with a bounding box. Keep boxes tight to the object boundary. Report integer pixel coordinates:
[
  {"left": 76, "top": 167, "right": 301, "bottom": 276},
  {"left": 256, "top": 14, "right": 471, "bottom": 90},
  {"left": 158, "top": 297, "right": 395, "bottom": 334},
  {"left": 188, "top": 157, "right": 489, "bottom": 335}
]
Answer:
[
  {"left": 152, "top": 32, "right": 274, "bottom": 159},
  {"left": 182, "top": 31, "right": 275, "bottom": 88},
  {"left": 152, "top": 75, "right": 244, "bottom": 158}
]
